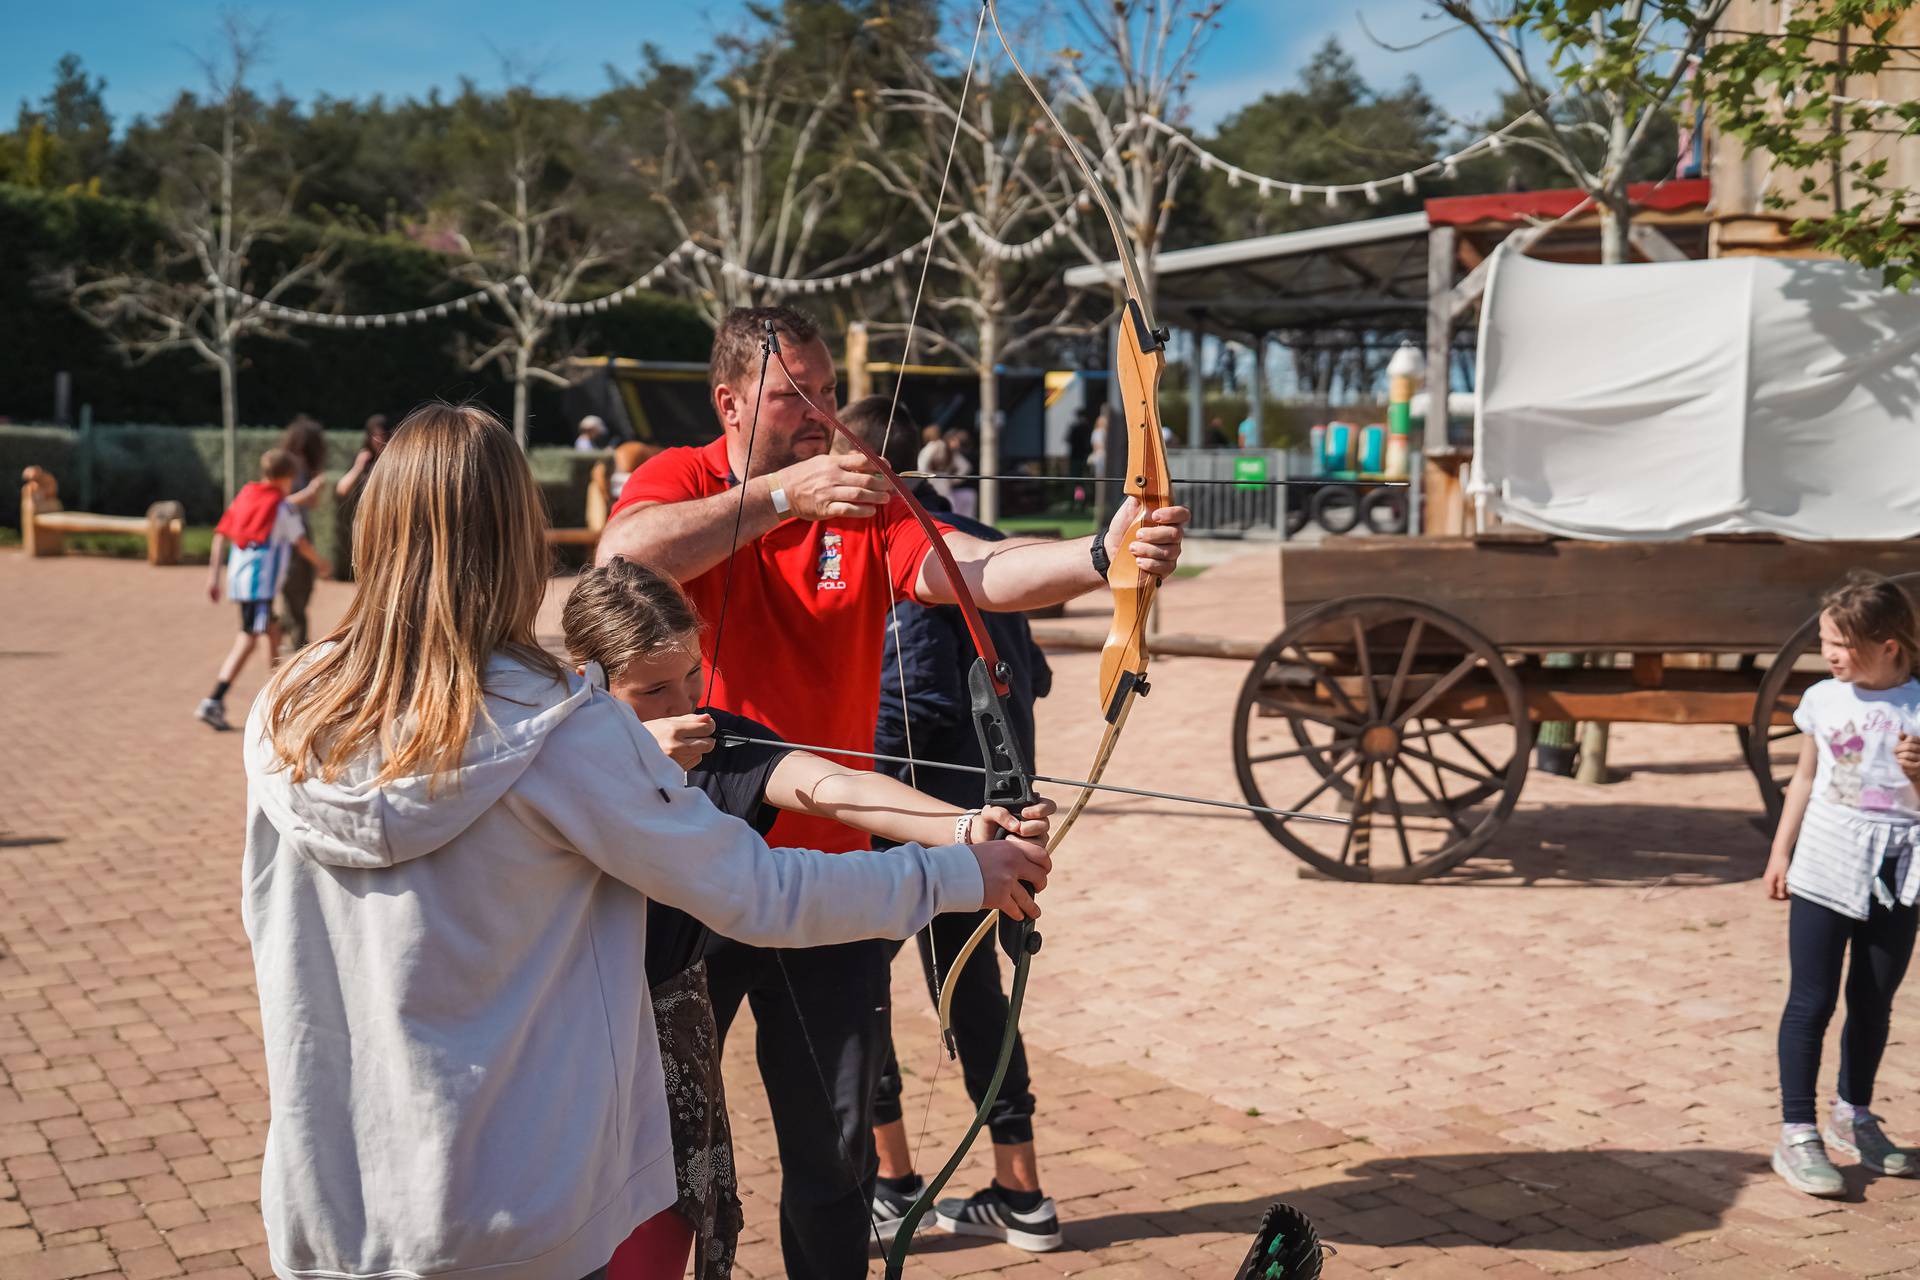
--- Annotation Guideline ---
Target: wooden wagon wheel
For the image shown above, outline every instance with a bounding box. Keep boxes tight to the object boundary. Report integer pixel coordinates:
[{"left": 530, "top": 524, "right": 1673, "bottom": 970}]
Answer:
[
  {"left": 1232, "top": 596, "right": 1531, "bottom": 883},
  {"left": 1747, "top": 571, "right": 1920, "bottom": 824}
]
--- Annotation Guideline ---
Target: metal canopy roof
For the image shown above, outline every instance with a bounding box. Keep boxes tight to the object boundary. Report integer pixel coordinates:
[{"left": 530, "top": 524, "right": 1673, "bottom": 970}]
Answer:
[{"left": 1062, "top": 210, "right": 1431, "bottom": 341}]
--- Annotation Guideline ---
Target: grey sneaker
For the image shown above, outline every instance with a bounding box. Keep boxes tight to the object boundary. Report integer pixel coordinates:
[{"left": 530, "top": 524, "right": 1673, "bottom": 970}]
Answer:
[
  {"left": 195, "top": 698, "right": 231, "bottom": 732},
  {"left": 1826, "top": 1109, "right": 1914, "bottom": 1176},
  {"left": 1774, "top": 1129, "right": 1846, "bottom": 1197}
]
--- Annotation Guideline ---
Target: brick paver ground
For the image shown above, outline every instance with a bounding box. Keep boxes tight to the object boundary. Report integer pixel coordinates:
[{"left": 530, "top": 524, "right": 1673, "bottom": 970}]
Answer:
[{"left": 5, "top": 549, "right": 1920, "bottom": 1279}]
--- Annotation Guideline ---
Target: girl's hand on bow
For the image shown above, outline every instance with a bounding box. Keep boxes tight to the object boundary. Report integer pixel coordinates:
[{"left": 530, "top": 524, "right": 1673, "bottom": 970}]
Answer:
[
  {"left": 971, "top": 799, "right": 1055, "bottom": 844},
  {"left": 645, "top": 713, "right": 716, "bottom": 771},
  {"left": 972, "top": 836, "right": 1051, "bottom": 921}
]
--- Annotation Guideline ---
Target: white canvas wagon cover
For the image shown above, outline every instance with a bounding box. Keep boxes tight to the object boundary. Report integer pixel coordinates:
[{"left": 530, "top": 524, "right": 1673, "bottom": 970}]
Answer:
[{"left": 1473, "top": 250, "right": 1920, "bottom": 541}]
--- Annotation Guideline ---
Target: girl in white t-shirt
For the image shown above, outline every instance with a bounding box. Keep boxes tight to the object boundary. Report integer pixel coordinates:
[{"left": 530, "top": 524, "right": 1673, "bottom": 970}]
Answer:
[{"left": 1764, "top": 572, "right": 1920, "bottom": 1197}]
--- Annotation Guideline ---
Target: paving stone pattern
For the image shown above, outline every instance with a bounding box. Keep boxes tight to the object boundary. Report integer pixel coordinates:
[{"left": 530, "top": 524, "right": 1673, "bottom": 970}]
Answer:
[{"left": 4, "top": 552, "right": 1919, "bottom": 1278}]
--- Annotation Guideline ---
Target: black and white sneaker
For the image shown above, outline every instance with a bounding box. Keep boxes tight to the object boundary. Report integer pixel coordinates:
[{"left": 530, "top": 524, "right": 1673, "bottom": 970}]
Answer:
[
  {"left": 871, "top": 1178, "right": 932, "bottom": 1244},
  {"left": 934, "top": 1185, "right": 1063, "bottom": 1252},
  {"left": 195, "top": 698, "right": 231, "bottom": 732}
]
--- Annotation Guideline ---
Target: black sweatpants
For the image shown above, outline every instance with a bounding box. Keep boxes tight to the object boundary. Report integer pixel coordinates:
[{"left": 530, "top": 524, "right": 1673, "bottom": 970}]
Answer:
[
  {"left": 872, "top": 909, "right": 1036, "bottom": 1146},
  {"left": 279, "top": 554, "right": 315, "bottom": 650},
  {"left": 1778, "top": 861, "right": 1919, "bottom": 1125},
  {"left": 704, "top": 938, "right": 890, "bottom": 1280}
]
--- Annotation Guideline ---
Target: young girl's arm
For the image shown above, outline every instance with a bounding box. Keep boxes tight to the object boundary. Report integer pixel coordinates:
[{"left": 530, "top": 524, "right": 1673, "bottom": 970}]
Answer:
[
  {"left": 334, "top": 450, "right": 372, "bottom": 498},
  {"left": 289, "top": 472, "right": 328, "bottom": 508},
  {"left": 1763, "top": 737, "right": 1819, "bottom": 900},
  {"left": 206, "top": 532, "right": 228, "bottom": 602},
  {"left": 764, "top": 750, "right": 1053, "bottom": 846}
]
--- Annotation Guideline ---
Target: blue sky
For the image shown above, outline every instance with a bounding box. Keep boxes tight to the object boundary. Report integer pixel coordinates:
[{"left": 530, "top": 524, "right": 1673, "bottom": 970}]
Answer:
[{"left": 3, "top": 2, "right": 1509, "bottom": 133}]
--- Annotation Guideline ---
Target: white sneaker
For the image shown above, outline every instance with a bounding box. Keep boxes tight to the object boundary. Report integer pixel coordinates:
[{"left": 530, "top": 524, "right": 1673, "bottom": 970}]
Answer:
[
  {"left": 934, "top": 1185, "right": 1063, "bottom": 1252},
  {"left": 195, "top": 698, "right": 231, "bottom": 732}
]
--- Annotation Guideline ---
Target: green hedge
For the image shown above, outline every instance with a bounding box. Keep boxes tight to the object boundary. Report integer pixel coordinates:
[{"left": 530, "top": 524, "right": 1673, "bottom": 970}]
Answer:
[
  {"left": 0, "top": 182, "right": 712, "bottom": 444},
  {"left": 2, "top": 422, "right": 604, "bottom": 569}
]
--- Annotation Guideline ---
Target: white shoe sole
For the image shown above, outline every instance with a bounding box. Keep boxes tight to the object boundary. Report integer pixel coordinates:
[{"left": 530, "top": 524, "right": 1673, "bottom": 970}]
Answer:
[
  {"left": 1823, "top": 1126, "right": 1916, "bottom": 1177},
  {"left": 934, "top": 1212, "right": 1064, "bottom": 1252},
  {"left": 871, "top": 1212, "right": 934, "bottom": 1245},
  {"left": 1773, "top": 1147, "right": 1846, "bottom": 1198}
]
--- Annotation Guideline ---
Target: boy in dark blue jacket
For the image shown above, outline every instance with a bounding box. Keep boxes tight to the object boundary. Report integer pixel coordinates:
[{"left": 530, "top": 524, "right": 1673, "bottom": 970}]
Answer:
[{"left": 838, "top": 397, "right": 1064, "bottom": 1253}]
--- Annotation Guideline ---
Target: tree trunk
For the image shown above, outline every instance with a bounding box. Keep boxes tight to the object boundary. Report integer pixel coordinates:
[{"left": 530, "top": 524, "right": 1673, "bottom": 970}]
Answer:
[
  {"left": 219, "top": 347, "right": 237, "bottom": 504},
  {"left": 512, "top": 346, "right": 530, "bottom": 450},
  {"left": 1599, "top": 199, "right": 1630, "bottom": 267},
  {"left": 978, "top": 310, "right": 1001, "bottom": 527}
]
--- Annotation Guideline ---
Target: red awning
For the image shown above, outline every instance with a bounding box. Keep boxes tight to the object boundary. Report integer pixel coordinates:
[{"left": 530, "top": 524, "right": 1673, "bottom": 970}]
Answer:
[{"left": 1425, "top": 178, "right": 1712, "bottom": 226}]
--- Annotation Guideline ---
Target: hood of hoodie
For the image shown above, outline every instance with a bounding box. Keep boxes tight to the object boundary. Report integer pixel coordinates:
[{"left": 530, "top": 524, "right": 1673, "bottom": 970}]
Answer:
[{"left": 246, "top": 653, "right": 601, "bottom": 870}]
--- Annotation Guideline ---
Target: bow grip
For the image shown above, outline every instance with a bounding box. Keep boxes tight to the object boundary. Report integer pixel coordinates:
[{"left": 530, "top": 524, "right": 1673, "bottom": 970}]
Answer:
[{"left": 966, "top": 661, "right": 1045, "bottom": 962}]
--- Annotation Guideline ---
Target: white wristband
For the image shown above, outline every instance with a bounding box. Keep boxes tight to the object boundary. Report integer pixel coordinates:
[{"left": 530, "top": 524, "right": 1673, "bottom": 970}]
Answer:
[
  {"left": 768, "top": 483, "right": 792, "bottom": 516},
  {"left": 955, "top": 809, "right": 980, "bottom": 845}
]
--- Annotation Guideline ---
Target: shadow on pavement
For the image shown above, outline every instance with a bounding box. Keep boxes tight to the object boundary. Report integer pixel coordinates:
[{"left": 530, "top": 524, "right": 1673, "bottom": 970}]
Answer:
[
  {"left": 1432, "top": 803, "right": 1770, "bottom": 889},
  {"left": 971, "top": 1147, "right": 1823, "bottom": 1257}
]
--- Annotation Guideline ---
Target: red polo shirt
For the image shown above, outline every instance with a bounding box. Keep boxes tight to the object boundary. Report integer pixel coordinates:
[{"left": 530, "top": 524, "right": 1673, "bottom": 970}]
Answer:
[{"left": 613, "top": 436, "right": 951, "bottom": 852}]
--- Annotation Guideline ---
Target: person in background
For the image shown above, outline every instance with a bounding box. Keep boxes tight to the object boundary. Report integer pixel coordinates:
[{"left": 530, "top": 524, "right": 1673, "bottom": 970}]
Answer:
[
  {"left": 196, "top": 448, "right": 331, "bottom": 731},
  {"left": 612, "top": 441, "right": 651, "bottom": 503},
  {"left": 276, "top": 415, "right": 330, "bottom": 651},
  {"left": 333, "top": 414, "right": 391, "bottom": 585},
  {"left": 835, "top": 396, "right": 1065, "bottom": 1253},
  {"left": 577, "top": 415, "right": 611, "bottom": 451},
  {"left": 915, "top": 424, "right": 953, "bottom": 493},
  {"left": 1237, "top": 413, "right": 1260, "bottom": 449},
  {"left": 1764, "top": 572, "right": 1920, "bottom": 1197},
  {"left": 943, "top": 427, "right": 977, "bottom": 520},
  {"left": 334, "top": 414, "right": 391, "bottom": 500}
]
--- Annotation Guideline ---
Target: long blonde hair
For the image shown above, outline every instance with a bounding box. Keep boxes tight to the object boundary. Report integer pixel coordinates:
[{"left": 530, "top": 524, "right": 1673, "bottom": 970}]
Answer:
[{"left": 265, "top": 402, "right": 561, "bottom": 786}]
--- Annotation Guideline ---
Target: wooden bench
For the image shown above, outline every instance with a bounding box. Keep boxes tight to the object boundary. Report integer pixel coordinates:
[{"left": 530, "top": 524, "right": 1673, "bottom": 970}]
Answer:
[
  {"left": 545, "top": 461, "right": 612, "bottom": 550},
  {"left": 20, "top": 467, "right": 184, "bottom": 565}
]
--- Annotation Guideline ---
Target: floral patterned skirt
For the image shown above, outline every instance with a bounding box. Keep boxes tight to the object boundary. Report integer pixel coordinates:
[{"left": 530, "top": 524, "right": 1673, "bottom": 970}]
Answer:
[{"left": 652, "top": 961, "right": 744, "bottom": 1280}]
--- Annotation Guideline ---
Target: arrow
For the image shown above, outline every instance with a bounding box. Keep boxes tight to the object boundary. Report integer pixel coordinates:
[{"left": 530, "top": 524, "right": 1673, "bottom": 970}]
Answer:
[
  {"left": 716, "top": 733, "right": 1349, "bottom": 824},
  {"left": 897, "top": 470, "right": 1409, "bottom": 488}
]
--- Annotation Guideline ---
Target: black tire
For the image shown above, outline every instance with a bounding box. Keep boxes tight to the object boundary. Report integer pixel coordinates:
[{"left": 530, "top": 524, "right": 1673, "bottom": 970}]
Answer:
[
  {"left": 1310, "top": 485, "right": 1361, "bottom": 535},
  {"left": 1232, "top": 595, "right": 1530, "bottom": 883},
  {"left": 1284, "top": 504, "right": 1311, "bottom": 537},
  {"left": 1360, "top": 487, "right": 1409, "bottom": 534}
]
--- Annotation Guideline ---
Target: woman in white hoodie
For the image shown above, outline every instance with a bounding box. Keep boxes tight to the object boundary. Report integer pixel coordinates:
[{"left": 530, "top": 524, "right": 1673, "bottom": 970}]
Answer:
[{"left": 241, "top": 403, "right": 1051, "bottom": 1280}]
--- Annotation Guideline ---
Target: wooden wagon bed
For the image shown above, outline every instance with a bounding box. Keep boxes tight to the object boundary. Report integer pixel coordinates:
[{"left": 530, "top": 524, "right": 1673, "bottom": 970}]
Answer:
[{"left": 1218, "top": 533, "right": 1920, "bottom": 881}]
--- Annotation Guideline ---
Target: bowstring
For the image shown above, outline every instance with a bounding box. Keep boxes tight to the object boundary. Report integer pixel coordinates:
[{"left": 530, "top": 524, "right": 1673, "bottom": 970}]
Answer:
[
  {"left": 874, "top": 1, "right": 991, "bottom": 1206},
  {"left": 700, "top": 339, "right": 771, "bottom": 707}
]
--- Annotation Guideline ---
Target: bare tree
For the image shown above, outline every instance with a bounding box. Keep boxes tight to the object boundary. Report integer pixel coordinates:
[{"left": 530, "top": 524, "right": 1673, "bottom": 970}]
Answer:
[
  {"left": 1429, "top": 0, "right": 1734, "bottom": 263},
  {"left": 67, "top": 16, "right": 337, "bottom": 500},
  {"left": 854, "top": 30, "right": 1093, "bottom": 522},
  {"left": 1053, "top": 0, "right": 1226, "bottom": 301},
  {"left": 450, "top": 85, "right": 610, "bottom": 448},
  {"left": 630, "top": 7, "right": 889, "bottom": 325}
]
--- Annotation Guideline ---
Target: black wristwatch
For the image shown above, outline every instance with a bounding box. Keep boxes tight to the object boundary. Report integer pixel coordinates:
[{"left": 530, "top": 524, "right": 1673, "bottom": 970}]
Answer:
[{"left": 1090, "top": 534, "right": 1111, "bottom": 580}]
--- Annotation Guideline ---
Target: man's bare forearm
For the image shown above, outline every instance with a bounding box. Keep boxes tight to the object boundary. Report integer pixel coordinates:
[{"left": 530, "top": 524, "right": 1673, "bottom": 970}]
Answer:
[
  {"left": 594, "top": 478, "right": 784, "bottom": 578},
  {"left": 917, "top": 534, "right": 1105, "bottom": 613}
]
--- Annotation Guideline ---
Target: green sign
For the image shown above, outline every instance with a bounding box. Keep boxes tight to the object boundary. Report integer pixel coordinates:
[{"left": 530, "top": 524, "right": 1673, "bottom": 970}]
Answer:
[{"left": 1233, "top": 455, "right": 1268, "bottom": 490}]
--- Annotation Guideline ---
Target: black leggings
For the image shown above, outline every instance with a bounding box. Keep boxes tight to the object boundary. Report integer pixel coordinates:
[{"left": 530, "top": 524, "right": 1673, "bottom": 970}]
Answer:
[{"left": 1778, "top": 862, "right": 1919, "bottom": 1125}]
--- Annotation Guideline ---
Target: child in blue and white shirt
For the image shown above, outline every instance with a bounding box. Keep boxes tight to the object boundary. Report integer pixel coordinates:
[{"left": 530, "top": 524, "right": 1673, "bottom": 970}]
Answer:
[
  {"left": 1765, "top": 572, "right": 1920, "bottom": 1197},
  {"left": 196, "top": 448, "right": 331, "bottom": 731}
]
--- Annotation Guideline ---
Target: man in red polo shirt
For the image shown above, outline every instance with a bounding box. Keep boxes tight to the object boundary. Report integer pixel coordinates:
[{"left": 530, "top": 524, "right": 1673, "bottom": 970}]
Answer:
[{"left": 597, "top": 305, "right": 1187, "bottom": 1279}]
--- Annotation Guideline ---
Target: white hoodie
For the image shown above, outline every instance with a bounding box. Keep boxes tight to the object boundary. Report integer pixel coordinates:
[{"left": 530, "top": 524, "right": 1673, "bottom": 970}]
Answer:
[{"left": 241, "top": 655, "right": 983, "bottom": 1280}]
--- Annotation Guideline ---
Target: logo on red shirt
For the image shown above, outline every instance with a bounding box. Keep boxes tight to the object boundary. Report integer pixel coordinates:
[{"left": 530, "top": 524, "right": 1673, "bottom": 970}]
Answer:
[{"left": 817, "top": 531, "right": 847, "bottom": 591}]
